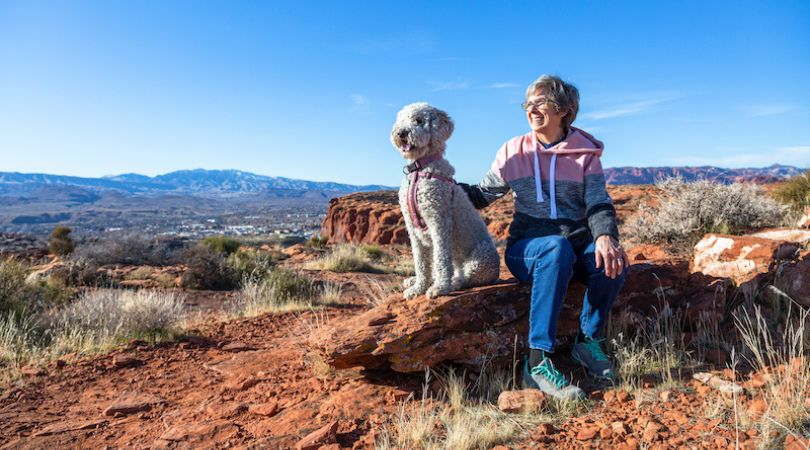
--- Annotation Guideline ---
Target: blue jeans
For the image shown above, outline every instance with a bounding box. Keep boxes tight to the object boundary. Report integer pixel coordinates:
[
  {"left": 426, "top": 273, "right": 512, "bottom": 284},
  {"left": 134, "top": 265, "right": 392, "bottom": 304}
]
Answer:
[{"left": 505, "top": 236, "right": 626, "bottom": 352}]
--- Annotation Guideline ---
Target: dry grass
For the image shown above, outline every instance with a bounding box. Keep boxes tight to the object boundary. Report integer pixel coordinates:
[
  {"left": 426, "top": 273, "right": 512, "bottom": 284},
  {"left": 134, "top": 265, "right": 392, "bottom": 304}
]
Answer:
[
  {"left": 228, "top": 268, "right": 339, "bottom": 318},
  {"left": 305, "top": 244, "right": 383, "bottom": 273},
  {"left": 376, "top": 368, "right": 548, "bottom": 450},
  {"left": 1, "top": 289, "right": 185, "bottom": 383}
]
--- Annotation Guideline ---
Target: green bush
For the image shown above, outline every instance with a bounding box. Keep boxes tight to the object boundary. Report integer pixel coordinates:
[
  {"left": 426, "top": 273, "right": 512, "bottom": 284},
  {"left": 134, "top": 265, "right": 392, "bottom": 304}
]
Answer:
[
  {"left": 49, "top": 226, "right": 75, "bottom": 256},
  {"left": 202, "top": 236, "right": 242, "bottom": 255},
  {"left": 180, "top": 244, "right": 237, "bottom": 290},
  {"left": 0, "top": 258, "right": 74, "bottom": 316},
  {"left": 773, "top": 170, "right": 810, "bottom": 212},
  {"left": 308, "top": 235, "right": 329, "bottom": 250},
  {"left": 361, "top": 244, "right": 385, "bottom": 260},
  {"left": 72, "top": 234, "right": 186, "bottom": 267},
  {"left": 227, "top": 247, "right": 276, "bottom": 281}
]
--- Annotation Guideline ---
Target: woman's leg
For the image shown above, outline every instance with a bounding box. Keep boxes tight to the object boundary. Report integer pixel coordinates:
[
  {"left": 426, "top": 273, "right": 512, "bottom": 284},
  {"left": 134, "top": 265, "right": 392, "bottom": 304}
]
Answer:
[
  {"left": 505, "top": 236, "right": 576, "bottom": 352},
  {"left": 574, "top": 241, "right": 627, "bottom": 339}
]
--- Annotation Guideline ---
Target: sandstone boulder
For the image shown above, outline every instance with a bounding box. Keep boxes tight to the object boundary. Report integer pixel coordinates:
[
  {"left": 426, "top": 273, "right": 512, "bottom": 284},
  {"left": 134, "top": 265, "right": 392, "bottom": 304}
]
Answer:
[
  {"left": 691, "top": 234, "right": 799, "bottom": 285},
  {"left": 313, "top": 262, "right": 697, "bottom": 373}
]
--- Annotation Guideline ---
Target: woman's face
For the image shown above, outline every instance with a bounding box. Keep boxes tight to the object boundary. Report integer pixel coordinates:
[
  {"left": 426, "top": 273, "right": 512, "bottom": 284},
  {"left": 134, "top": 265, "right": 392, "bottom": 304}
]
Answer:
[{"left": 525, "top": 89, "right": 566, "bottom": 137}]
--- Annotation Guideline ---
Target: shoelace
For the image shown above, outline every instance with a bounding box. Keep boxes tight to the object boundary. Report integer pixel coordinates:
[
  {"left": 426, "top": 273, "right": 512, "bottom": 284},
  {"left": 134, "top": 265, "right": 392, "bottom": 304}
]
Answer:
[
  {"left": 530, "top": 358, "right": 569, "bottom": 389},
  {"left": 583, "top": 337, "right": 609, "bottom": 362}
]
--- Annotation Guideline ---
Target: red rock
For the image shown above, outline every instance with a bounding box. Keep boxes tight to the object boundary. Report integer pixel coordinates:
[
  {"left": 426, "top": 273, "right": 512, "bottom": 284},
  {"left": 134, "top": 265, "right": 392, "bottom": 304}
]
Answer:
[
  {"left": 33, "top": 419, "right": 107, "bottom": 436},
  {"left": 616, "top": 390, "right": 631, "bottom": 403},
  {"left": 103, "top": 391, "right": 165, "bottom": 417},
  {"left": 798, "top": 210, "right": 810, "bottom": 229},
  {"left": 599, "top": 427, "right": 612, "bottom": 439},
  {"left": 576, "top": 426, "right": 599, "bottom": 440},
  {"left": 611, "top": 421, "right": 631, "bottom": 437},
  {"left": 787, "top": 434, "right": 810, "bottom": 450},
  {"left": 691, "top": 233, "right": 799, "bottom": 285},
  {"left": 221, "top": 342, "right": 254, "bottom": 352},
  {"left": 658, "top": 390, "right": 672, "bottom": 402},
  {"left": 746, "top": 397, "right": 768, "bottom": 419},
  {"left": 295, "top": 420, "right": 339, "bottom": 450},
  {"left": 696, "top": 385, "right": 712, "bottom": 396},
  {"left": 160, "top": 419, "right": 236, "bottom": 442},
  {"left": 205, "top": 402, "right": 247, "bottom": 418},
  {"left": 248, "top": 401, "right": 280, "bottom": 417},
  {"left": 535, "top": 423, "right": 555, "bottom": 435},
  {"left": 603, "top": 390, "right": 616, "bottom": 403},
  {"left": 112, "top": 355, "right": 142, "bottom": 369},
  {"left": 777, "top": 257, "right": 810, "bottom": 308},
  {"left": 497, "top": 389, "right": 546, "bottom": 414}
]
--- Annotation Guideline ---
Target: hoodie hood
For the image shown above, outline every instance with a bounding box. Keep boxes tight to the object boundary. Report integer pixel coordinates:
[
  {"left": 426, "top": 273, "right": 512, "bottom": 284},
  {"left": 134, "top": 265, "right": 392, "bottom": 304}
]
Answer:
[{"left": 531, "top": 127, "right": 604, "bottom": 156}]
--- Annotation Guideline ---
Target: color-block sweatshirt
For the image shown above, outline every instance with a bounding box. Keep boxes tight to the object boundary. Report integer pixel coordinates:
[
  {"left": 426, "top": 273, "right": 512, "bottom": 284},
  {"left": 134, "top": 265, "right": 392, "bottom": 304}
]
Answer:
[{"left": 464, "top": 127, "right": 619, "bottom": 250}]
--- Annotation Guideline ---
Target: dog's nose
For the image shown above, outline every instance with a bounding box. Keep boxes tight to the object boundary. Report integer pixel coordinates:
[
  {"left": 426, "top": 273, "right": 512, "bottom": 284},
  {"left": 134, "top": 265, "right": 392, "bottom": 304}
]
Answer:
[{"left": 398, "top": 130, "right": 409, "bottom": 139}]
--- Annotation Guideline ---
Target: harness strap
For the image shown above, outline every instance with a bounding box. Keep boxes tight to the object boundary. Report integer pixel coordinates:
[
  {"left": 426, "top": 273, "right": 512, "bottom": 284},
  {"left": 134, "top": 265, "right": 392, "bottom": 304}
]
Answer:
[{"left": 407, "top": 170, "right": 455, "bottom": 230}]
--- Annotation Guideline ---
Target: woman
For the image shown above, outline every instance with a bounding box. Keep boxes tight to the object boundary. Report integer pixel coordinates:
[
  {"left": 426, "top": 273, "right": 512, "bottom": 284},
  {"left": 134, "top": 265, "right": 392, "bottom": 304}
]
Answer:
[{"left": 461, "top": 74, "right": 629, "bottom": 400}]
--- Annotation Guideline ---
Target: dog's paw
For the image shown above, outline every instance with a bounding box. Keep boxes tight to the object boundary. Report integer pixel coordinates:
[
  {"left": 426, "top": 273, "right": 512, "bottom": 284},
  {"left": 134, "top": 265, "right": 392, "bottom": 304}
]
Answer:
[
  {"left": 403, "top": 276, "right": 417, "bottom": 289},
  {"left": 403, "top": 285, "right": 426, "bottom": 299},
  {"left": 451, "top": 277, "right": 467, "bottom": 291},
  {"left": 426, "top": 284, "right": 451, "bottom": 299}
]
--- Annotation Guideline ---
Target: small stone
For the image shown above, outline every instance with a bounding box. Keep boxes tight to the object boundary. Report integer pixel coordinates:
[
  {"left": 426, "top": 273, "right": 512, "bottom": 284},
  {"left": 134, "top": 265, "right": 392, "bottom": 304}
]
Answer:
[
  {"left": 658, "top": 390, "right": 672, "bottom": 402},
  {"left": 103, "top": 391, "right": 165, "bottom": 417},
  {"left": 642, "top": 427, "right": 660, "bottom": 443},
  {"left": 535, "top": 423, "right": 555, "bottom": 436},
  {"left": 221, "top": 342, "right": 254, "bottom": 352},
  {"left": 497, "top": 389, "right": 546, "bottom": 414},
  {"left": 491, "top": 446, "right": 510, "bottom": 450},
  {"left": 576, "top": 426, "right": 599, "bottom": 441},
  {"left": 616, "top": 390, "right": 631, "bottom": 403},
  {"left": 295, "top": 420, "right": 339, "bottom": 450},
  {"left": 20, "top": 365, "right": 46, "bottom": 377},
  {"left": 599, "top": 427, "right": 612, "bottom": 439},
  {"left": 112, "top": 355, "right": 141, "bottom": 369},
  {"left": 787, "top": 435, "right": 810, "bottom": 450},
  {"left": 696, "top": 385, "right": 712, "bottom": 397},
  {"left": 248, "top": 401, "right": 280, "bottom": 417},
  {"left": 747, "top": 397, "right": 768, "bottom": 419},
  {"left": 611, "top": 421, "right": 631, "bottom": 437},
  {"left": 603, "top": 390, "right": 615, "bottom": 403}
]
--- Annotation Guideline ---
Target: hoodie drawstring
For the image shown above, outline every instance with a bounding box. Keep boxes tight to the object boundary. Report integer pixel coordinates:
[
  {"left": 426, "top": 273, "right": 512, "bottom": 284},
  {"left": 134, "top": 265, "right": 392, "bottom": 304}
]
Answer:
[{"left": 534, "top": 149, "right": 559, "bottom": 219}]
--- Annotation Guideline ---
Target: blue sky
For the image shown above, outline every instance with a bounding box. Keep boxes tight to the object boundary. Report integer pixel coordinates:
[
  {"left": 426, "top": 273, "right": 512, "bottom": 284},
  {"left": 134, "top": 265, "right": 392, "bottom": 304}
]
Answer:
[{"left": 1, "top": 1, "right": 808, "bottom": 186}]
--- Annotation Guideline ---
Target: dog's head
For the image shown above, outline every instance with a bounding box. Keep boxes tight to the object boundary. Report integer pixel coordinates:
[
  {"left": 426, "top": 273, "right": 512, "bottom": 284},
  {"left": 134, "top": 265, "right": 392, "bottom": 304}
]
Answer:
[{"left": 390, "top": 102, "right": 454, "bottom": 160}]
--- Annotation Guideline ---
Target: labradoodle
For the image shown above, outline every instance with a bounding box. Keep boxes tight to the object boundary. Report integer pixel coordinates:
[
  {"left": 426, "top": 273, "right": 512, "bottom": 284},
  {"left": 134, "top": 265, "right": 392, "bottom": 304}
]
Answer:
[{"left": 390, "top": 102, "right": 500, "bottom": 299}]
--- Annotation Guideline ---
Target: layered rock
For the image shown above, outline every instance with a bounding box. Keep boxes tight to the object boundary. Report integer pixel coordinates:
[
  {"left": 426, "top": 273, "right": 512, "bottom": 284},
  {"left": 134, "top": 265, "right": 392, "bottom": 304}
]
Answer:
[
  {"left": 313, "top": 262, "right": 698, "bottom": 373},
  {"left": 691, "top": 234, "right": 799, "bottom": 285}
]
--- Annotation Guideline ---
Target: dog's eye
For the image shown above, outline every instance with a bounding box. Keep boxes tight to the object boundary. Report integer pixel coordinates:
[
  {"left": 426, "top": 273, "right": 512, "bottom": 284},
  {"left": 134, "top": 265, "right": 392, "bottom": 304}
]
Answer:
[{"left": 415, "top": 118, "right": 424, "bottom": 125}]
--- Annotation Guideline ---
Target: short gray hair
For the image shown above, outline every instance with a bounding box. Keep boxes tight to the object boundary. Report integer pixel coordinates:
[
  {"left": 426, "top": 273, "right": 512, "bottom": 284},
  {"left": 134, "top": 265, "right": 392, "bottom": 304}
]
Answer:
[{"left": 525, "top": 74, "right": 579, "bottom": 130}]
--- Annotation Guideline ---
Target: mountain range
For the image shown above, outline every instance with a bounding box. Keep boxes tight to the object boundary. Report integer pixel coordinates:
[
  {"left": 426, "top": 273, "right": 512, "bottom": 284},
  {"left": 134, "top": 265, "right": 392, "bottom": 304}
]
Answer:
[{"left": 0, "top": 165, "right": 805, "bottom": 199}]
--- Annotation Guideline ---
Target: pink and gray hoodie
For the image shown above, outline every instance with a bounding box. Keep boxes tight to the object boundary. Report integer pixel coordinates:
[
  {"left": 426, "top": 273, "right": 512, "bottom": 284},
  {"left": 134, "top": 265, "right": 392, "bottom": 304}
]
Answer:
[{"left": 464, "top": 127, "right": 618, "bottom": 249}]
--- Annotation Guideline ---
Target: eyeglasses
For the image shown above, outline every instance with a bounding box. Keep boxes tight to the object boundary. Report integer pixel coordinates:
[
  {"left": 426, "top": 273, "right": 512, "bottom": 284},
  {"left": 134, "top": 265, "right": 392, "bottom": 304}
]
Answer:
[{"left": 522, "top": 98, "right": 558, "bottom": 112}]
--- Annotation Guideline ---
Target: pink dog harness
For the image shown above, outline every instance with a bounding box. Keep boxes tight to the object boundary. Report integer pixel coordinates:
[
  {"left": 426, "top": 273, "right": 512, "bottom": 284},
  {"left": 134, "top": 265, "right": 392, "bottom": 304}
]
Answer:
[{"left": 404, "top": 154, "right": 455, "bottom": 230}]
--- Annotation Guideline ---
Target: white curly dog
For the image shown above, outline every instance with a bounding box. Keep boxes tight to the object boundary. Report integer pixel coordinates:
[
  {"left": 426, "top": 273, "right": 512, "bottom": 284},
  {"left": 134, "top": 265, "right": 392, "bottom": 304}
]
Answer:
[{"left": 391, "top": 102, "right": 500, "bottom": 299}]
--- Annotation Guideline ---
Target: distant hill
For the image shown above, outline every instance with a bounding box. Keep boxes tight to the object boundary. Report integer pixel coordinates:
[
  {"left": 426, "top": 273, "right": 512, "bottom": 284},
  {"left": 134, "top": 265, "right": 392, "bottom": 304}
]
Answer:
[
  {"left": 0, "top": 169, "right": 392, "bottom": 197},
  {"left": 603, "top": 164, "right": 805, "bottom": 185}
]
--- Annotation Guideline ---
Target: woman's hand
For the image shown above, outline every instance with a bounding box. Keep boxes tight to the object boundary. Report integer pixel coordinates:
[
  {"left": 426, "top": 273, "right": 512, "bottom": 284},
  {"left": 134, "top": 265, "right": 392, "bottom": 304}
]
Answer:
[{"left": 595, "top": 235, "right": 629, "bottom": 279}]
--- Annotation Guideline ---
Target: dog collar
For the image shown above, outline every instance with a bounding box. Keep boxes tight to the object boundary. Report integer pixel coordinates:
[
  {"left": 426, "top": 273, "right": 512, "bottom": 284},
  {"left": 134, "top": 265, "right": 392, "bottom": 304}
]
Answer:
[{"left": 404, "top": 153, "right": 443, "bottom": 174}]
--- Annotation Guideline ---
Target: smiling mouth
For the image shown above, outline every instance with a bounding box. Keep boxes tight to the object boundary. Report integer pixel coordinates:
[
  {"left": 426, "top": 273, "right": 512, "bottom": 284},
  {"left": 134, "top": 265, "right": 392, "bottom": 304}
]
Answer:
[{"left": 400, "top": 143, "right": 413, "bottom": 152}]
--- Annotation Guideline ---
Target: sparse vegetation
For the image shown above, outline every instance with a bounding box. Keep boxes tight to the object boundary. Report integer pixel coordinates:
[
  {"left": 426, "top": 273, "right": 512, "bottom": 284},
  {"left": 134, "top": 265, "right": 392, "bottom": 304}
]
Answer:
[
  {"left": 308, "top": 235, "right": 329, "bottom": 250},
  {"left": 623, "top": 178, "right": 787, "bottom": 250},
  {"left": 48, "top": 226, "right": 75, "bottom": 256},
  {"left": 72, "top": 233, "right": 185, "bottom": 267},
  {"left": 180, "top": 244, "right": 238, "bottom": 290},
  {"left": 227, "top": 247, "right": 277, "bottom": 281},
  {"left": 0, "top": 257, "right": 73, "bottom": 316},
  {"left": 229, "top": 268, "right": 335, "bottom": 317},
  {"left": 202, "top": 235, "right": 242, "bottom": 255},
  {"left": 773, "top": 169, "right": 810, "bottom": 212},
  {"left": 305, "top": 244, "right": 388, "bottom": 273}
]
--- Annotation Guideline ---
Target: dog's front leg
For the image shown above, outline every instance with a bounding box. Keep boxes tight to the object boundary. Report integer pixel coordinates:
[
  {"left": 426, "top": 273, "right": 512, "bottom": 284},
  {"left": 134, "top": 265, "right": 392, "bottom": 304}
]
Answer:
[
  {"left": 403, "top": 238, "right": 431, "bottom": 299},
  {"left": 424, "top": 208, "right": 453, "bottom": 299}
]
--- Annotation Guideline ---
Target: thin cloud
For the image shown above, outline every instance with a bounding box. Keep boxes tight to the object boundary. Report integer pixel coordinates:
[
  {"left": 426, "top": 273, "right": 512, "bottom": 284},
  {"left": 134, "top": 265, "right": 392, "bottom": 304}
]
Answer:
[
  {"left": 671, "top": 146, "right": 810, "bottom": 167},
  {"left": 580, "top": 95, "right": 678, "bottom": 121},
  {"left": 350, "top": 94, "right": 369, "bottom": 112},
  {"left": 740, "top": 103, "right": 797, "bottom": 118},
  {"left": 487, "top": 82, "right": 520, "bottom": 89},
  {"left": 429, "top": 80, "right": 471, "bottom": 91}
]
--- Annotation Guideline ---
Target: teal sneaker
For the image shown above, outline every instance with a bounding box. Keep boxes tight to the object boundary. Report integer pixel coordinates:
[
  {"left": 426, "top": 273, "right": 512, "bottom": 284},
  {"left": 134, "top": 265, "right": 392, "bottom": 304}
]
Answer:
[
  {"left": 571, "top": 335, "right": 616, "bottom": 382},
  {"left": 523, "top": 357, "right": 585, "bottom": 401}
]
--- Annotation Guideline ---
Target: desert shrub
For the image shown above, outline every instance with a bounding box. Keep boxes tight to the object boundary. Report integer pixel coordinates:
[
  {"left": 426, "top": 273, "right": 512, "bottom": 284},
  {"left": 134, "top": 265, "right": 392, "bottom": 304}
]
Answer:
[
  {"left": 48, "top": 226, "right": 75, "bottom": 256},
  {"left": 623, "top": 178, "right": 786, "bottom": 249},
  {"left": 44, "top": 289, "right": 185, "bottom": 353},
  {"left": 361, "top": 244, "right": 385, "bottom": 260},
  {"left": 227, "top": 247, "right": 276, "bottom": 281},
  {"left": 229, "top": 268, "right": 322, "bottom": 317},
  {"left": 180, "top": 244, "right": 237, "bottom": 290},
  {"left": 305, "top": 244, "right": 382, "bottom": 273},
  {"left": 73, "top": 234, "right": 185, "bottom": 266},
  {"left": 0, "top": 258, "right": 73, "bottom": 315},
  {"left": 308, "top": 235, "right": 329, "bottom": 249},
  {"left": 201, "top": 236, "right": 241, "bottom": 255},
  {"left": 773, "top": 170, "right": 810, "bottom": 212}
]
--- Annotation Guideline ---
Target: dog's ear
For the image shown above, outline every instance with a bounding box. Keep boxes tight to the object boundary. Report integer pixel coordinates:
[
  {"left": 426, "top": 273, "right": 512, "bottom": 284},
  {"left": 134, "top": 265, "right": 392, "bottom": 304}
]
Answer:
[{"left": 431, "top": 110, "right": 454, "bottom": 143}]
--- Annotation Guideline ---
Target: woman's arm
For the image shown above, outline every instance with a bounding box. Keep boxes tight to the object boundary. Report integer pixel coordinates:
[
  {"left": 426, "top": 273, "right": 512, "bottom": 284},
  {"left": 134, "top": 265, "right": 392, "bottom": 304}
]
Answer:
[
  {"left": 458, "top": 168, "right": 511, "bottom": 210},
  {"left": 583, "top": 154, "right": 629, "bottom": 278}
]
